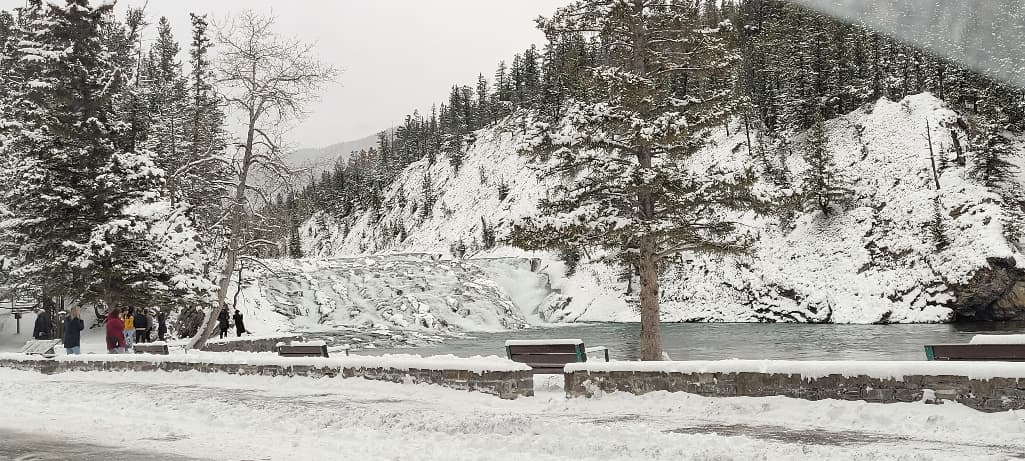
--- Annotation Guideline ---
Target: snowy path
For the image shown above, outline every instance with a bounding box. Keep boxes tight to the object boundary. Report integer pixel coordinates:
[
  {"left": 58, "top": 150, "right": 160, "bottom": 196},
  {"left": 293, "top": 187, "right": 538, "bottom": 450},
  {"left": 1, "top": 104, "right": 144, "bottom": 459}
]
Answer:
[
  {"left": 0, "top": 428, "right": 208, "bottom": 461},
  {"left": 1, "top": 369, "right": 1024, "bottom": 460}
]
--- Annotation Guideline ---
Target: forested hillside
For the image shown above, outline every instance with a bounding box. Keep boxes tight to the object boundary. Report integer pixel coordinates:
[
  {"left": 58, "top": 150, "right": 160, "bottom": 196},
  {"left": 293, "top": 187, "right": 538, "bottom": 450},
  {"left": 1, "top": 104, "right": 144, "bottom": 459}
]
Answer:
[{"left": 290, "top": 0, "right": 1025, "bottom": 326}]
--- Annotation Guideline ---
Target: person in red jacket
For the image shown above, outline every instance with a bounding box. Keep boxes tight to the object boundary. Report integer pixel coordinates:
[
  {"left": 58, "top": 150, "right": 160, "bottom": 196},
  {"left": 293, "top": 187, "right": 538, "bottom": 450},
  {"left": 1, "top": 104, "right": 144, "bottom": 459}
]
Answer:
[{"left": 106, "top": 308, "right": 126, "bottom": 354}]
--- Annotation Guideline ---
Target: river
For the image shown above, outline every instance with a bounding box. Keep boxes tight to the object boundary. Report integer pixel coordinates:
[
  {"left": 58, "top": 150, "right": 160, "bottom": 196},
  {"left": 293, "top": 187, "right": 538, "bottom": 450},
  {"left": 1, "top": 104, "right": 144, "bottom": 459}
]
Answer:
[{"left": 354, "top": 321, "right": 1025, "bottom": 361}]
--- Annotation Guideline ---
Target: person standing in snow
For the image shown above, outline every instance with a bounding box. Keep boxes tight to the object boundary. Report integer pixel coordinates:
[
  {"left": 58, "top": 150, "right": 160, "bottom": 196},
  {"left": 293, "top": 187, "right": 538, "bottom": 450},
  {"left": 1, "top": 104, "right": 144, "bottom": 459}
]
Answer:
[
  {"left": 123, "top": 308, "right": 135, "bottom": 350},
  {"left": 157, "top": 311, "right": 167, "bottom": 342},
  {"left": 62, "top": 307, "right": 85, "bottom": 355},
  {"left": 217, "top": 308, "right": 230, "bottom": 339},
  {"left": 32, "top": 308, "right": 52, "bottom": 340},
  {"left": 106, "top": 308, "right": 126, "bottom": 353},
  {"left": 233, "top": 309, "right": 246, "bottom": 337},
  {"left": 134, "top": 309, "right": 149, "bottom": 344}
]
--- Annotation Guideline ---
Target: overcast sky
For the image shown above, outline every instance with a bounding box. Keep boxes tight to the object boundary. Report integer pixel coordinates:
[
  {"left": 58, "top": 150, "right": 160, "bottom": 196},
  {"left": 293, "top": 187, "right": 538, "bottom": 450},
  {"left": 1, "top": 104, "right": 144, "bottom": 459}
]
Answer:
[{"left": 1, "top": 0, "right": 571, "bottom": 148}]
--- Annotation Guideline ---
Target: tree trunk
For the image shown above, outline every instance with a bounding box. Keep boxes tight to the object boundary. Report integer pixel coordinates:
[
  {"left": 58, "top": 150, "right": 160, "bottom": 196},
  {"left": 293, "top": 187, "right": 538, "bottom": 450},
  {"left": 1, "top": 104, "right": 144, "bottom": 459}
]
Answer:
[
  {"left": 638, "top": 235, "right": 662, "bottom": 361},
  {"left": 190, "top": 116, "right": 257, "bottom": 350},
  {"left": 950, "top": 129, "right": 965, "bottom": 166},
  {"left": 630, "top": 0, "right": 663, "bottom": 361}
]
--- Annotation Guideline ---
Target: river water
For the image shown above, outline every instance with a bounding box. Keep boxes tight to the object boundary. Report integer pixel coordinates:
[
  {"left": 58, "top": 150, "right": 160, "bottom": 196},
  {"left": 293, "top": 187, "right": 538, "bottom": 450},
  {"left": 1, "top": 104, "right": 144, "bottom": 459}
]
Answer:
[{"left": 359, "top": 321, "right": 1025, "bottom": 361}]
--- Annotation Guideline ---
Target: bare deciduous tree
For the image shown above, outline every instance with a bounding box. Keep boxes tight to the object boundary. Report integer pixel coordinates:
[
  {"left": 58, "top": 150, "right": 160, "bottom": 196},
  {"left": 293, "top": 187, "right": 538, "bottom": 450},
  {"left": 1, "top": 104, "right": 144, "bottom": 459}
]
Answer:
[{"left": 190, "top": 11, "right": 337, "bottom": 349}]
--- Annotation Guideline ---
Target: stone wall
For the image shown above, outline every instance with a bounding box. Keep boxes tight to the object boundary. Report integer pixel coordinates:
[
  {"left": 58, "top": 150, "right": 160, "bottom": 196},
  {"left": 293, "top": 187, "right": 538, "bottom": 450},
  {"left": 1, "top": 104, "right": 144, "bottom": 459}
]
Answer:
[
  {"left": 200, "top": 335, "right": 304, "bottom": 353},
  {"left": 565, "top": 370, "right": 1025, "bottom": 412},
  {"left": 0, "top": 357, "right": 533, "bottom": 400}
]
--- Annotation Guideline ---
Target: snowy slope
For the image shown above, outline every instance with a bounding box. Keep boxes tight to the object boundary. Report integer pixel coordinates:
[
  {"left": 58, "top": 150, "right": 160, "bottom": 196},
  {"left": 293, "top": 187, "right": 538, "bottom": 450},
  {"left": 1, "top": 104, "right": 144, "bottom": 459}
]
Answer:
[{"left": 303, "top": 94, "right": 1025, "bottom": 324}]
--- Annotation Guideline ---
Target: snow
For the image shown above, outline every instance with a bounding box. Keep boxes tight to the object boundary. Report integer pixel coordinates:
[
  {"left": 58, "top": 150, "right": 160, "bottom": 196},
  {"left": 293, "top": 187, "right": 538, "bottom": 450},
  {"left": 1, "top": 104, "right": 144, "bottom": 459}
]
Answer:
[
  {"left": 297, "top": 92, "right": 1023, "bottom": 325},
  {"left": 970, "top": 334, "right": 1025, "bottom": 345},
  {"left": 566, "top": 359, "right": 1025, "bottom": 380},
  {"left": 1, "top": 367, "right": 1023, "bottom": 460},
  {"left": 227, "top": 255, "right": 535, "bottom": 336},
  {"left": 506, "top": 338, "right": 583, "bottom": 346},
  {"left": 0, "top": 351, "right": 531, "bottom": 373}
]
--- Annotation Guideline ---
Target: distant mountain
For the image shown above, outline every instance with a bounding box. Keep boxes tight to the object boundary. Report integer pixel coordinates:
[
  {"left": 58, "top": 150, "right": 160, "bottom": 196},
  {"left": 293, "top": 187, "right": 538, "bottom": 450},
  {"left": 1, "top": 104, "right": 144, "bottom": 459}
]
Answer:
[{"left": 288, "top": 128, "right": 394, "bottom": 179}]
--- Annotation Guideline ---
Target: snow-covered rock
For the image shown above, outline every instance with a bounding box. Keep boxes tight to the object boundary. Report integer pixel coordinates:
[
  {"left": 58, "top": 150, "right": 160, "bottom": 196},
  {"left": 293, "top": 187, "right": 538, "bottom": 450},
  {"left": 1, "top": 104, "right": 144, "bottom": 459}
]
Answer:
[{"left": 232, "top": 255, "right": 539, "bottom": 334}]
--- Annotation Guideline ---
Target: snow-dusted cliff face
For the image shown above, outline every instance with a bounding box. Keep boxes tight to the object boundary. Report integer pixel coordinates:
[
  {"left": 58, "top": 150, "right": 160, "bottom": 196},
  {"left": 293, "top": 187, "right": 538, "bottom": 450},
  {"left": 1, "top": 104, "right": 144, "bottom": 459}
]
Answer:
[{"left": 302, "top": 94, "right": 1025, "bottom": 324}]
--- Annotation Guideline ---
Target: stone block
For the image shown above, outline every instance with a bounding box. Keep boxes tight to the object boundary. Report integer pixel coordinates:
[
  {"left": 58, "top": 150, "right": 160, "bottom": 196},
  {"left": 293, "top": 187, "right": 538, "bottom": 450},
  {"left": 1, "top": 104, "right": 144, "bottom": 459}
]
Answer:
[
  {"left": 922, "top": 375, "right": 968, "bottom": 390},
  {"left": 862, "top": 388, "right": 895, "bottom": 402},
  {"left": 894, "top": 389, "right": 922, "bottom": 402}
]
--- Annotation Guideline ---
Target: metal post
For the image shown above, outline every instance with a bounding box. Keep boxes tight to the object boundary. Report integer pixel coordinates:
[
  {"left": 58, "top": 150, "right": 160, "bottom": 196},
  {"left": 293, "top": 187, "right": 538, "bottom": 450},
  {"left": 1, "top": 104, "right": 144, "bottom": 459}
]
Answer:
[{"left": 14, "top": 299, "right": 21, "bottom": 334}]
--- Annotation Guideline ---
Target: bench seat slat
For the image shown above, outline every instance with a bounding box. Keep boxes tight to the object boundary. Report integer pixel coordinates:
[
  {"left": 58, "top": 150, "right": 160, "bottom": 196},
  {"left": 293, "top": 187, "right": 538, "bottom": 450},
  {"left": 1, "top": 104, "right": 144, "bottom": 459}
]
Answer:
[
  {"left": 277, "top": 344, "right": 329, "bottom": 358},
  {"left": 508, "top": 353, "right": 581, "bottom": 364}
]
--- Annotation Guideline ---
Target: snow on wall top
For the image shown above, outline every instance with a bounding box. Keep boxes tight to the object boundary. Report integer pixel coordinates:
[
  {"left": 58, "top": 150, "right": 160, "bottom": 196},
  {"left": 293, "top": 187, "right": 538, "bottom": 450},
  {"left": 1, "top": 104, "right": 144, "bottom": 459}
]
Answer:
[
  {"left": 505, "top": 339, "right": 583, "bottom": 346},
  {"left": 0, "top": 352, "right": 532, "bottom": 373},
  {"left": 566, "top": 359, "right": 1025, "bottom": 380},
  {"left": 969, "top": 335, "right": 1025, "bottom": 345}
]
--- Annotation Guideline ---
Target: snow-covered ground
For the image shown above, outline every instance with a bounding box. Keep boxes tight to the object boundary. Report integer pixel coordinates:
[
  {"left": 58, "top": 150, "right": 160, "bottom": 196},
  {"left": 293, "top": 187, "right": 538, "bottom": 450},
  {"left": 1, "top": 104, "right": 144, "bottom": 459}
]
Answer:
[{"left": 1, "top": 368, "right": 1023, "bottom": 460}]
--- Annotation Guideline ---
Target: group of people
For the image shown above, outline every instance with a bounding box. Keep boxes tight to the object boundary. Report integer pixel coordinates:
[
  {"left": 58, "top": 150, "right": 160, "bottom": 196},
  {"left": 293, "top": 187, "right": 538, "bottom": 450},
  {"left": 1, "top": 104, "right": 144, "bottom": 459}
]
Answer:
[
  {"left": 218, "top": 309, "right": 247, "bottom": 339},
  {"left": 32, "top": 307, "right": 86, "bottom": 355},
  {"left": 32, "top": 304, "right": 247, "bottom": 354},
  {"left": 105, "top": 307, "right": 168, "bottom": 354}
]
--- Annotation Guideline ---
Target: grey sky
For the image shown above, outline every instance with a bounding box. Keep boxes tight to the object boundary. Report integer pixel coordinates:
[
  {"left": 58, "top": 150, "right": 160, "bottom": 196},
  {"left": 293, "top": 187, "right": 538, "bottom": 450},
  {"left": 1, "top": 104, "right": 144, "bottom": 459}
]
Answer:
[{"left": 1, "top": 0, "right": 570, "bottom": 149}]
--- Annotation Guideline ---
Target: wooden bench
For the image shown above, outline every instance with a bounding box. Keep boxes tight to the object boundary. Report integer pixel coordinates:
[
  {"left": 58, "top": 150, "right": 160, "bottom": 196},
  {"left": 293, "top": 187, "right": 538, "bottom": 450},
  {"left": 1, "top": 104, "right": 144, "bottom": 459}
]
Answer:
[
  {"left": 277, "top": 342, "right": 329, "bottom": 358},
  {"left": 133, "top": 343, "right": 169, "bottom": 355},
  {"left": 505, "top": 339, "right": 609, "bottom": 374},
  {"left": 20, "top": 339, "right": 60, "bottom": 356},
  {"left": 926, "top": 334, "right": 1025, "bottom": 361}
]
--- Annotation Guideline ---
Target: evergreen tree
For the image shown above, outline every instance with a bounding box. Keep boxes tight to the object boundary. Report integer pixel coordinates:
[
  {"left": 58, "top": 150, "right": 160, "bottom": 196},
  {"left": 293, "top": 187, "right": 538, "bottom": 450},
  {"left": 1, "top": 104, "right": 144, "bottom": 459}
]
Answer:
[
  {"left": 929, "top": 196, "right": 949, "bottom": 250},
  {"left": 801, "top": 113, "right": 851, "bottom": 215},
  {"left": 968, "top": 83, "right": 1018, "bottom": 188},
  {"left": 512, "top": 0, "right": 760, "bottom": 361},
  {"left": 0, "top": 0, "right": 212, "bottom": 310}
]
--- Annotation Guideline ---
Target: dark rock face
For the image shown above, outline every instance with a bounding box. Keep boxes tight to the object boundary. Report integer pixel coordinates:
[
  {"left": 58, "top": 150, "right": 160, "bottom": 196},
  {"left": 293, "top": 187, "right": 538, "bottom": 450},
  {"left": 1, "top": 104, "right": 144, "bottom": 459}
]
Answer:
[{"left": 950, "top": 257, "right": 1025, "bottom": 321}]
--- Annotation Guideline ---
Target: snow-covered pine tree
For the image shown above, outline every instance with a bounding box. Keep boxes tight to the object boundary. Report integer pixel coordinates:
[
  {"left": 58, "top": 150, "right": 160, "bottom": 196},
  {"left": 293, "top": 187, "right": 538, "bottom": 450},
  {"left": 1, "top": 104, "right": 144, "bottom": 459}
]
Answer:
[
  {"left": 0, "top": 0, "right": 213, "bottom": 310},
  {"left": 970, "top": 84, "right": 1018, "bottom": 188},
  {"left": 144, "top": 17, "right": 190, "bottom": 205},
  {"left": 512, "top": 0, "right": 760, "bottom": 361},
  {"left": 801, "top": 112, "right": 851, "bottom": 215},
  {"left": 929, "top": 196, "right": 949, "bottom": 250}
]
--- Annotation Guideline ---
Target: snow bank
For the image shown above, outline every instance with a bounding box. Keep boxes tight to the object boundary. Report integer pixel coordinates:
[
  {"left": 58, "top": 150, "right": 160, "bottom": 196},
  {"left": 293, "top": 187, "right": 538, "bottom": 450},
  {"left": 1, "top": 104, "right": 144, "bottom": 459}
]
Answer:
[{"left": 566, "top": 359, "right": 1025, "bottom": 380}]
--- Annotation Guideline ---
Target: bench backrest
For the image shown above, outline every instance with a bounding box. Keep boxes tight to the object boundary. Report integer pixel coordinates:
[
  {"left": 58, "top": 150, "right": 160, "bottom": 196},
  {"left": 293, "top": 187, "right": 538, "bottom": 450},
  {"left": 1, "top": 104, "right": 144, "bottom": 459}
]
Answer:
[
  {"left": 505, "top": 340, "right": 586, "bottom": 374},
  {"left": 278, "top": 344, "right": 329, "bottom": 358},
  {"left": 925, "top": 344, "right": 1025, "bottom": 361},
  {"left": 133, "top": 343, "right": 169, "bottom": 355}
]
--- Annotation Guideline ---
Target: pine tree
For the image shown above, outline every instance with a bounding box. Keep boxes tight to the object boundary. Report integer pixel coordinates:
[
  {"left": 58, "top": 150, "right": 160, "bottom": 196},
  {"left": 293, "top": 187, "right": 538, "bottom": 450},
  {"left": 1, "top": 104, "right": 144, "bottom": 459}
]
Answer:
[
  {"left": 512, "top": 0, "right": 760, "bottom": 361},
  {"left": 929, "top": 196, "right": 949, "bottom": 250},
  {"left": 801, "top": 113, "right": 851, "bottom": 215},
  {"left": 970, "top": 84, "right": 1018, "bottom": 188},
  {"left": 0, "top": 0, "right": 213, "bottom": 310}
]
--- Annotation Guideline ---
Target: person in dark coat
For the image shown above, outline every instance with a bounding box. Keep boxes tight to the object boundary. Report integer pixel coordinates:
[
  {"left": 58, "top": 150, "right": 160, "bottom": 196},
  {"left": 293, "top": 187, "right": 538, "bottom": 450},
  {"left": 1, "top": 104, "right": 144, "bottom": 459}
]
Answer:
[
  {"left": 134, "top": 310, "right": 149, "bottom": 343},
  {"left": 233, "top": 309, "right": 246, "bottom": 337},
  {"left": 157, "top": 312, "right": 167, "bottom": 342},
  {"left": 217, "top": 309, "right": 230, "bottom": 339},
  {"left": 62, "top": 307, "right": 85, "bottom": 355},
  {"left": 32, "top": 308, "right": 52, "bottom": 340}
]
